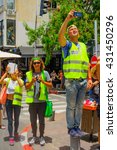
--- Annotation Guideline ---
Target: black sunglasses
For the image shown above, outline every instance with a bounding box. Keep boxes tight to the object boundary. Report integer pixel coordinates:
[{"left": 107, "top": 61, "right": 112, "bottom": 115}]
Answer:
[{"left": 33, "top": 62, "right": 41, "bottom": 65}]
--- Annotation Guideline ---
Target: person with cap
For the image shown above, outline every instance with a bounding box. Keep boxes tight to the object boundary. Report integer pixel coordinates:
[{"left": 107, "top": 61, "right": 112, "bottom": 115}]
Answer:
[
  {"left": 58, "top": 10, "right": 92, "bottom": 138},
  {"left": 25, "top": 57, "right": 52, "bottom": 146},
  {"left": 0, "top": 66, "right": 24, "bottom": 146}
]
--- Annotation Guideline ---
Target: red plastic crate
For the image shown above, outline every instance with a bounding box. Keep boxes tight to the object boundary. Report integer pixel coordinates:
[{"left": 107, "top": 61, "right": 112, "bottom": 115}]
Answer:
[{"left": 83, "top": 105, "right": 97, "bottom": 110}]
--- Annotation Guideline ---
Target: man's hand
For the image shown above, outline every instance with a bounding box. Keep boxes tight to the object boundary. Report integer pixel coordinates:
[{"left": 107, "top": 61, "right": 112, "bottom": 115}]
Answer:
[
  {"left": 87, "top": 79, "right": 92, "bottom": 89},
  {"left": 66, "top": 10, "right": 76, "bottom": 21}
]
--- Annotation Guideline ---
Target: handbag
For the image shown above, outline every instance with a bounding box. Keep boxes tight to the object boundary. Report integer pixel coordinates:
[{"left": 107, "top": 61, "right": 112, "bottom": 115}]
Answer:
[
  {"left": 0, "top": 85, "right": 7, "bottom": 104},
  {"left": 44, "top": 85, "right": 53, "bottom": 118},
  {"left": 0, "top": 79, "right": 10, "bottom": 104},
  {"left": 45, "top": 100, "right": 53, "bottom": 118}
]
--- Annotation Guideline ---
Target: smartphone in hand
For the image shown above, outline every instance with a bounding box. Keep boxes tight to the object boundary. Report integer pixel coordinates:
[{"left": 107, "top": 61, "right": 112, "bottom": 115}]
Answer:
[{"left": 74, "top": 12, "right": 83, "bottom": 17}]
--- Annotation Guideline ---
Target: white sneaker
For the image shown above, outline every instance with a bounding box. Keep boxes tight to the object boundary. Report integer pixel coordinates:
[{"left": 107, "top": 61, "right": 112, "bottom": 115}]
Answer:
[
  {"left": 29, "top": 137, "right": 36, "bottom": 145},
  {"left": 39, "top": 136, "right": 45, "bottom": 146}
]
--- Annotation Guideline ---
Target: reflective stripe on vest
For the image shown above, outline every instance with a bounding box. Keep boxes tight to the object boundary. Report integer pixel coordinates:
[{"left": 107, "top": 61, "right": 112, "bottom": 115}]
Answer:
[
  {"left": 25, "top": 70, "right": 48, "bottom": 103},
  {"left": 12, "top": 85, "right": 23, "bottom": 106},
  {"left": 63, "top": 42, "right": 89, "bottom": 79}
]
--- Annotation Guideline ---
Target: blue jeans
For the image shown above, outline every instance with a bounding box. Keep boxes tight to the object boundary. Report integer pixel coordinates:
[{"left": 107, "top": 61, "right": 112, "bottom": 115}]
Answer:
[
  {"left": 6, "top": 99, "right": 21, "bottom": 137},
  {"left": 65, "top": 79, "right": 87, "bottom": 129}
]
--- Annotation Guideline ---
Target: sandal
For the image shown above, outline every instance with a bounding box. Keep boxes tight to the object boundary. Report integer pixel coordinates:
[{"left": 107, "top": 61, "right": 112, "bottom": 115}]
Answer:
[{"left": 0, "top": 125, "right": 6, "bottom": 129}]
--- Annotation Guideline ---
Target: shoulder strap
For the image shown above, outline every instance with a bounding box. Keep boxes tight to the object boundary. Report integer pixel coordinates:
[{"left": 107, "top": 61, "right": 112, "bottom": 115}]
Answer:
[
  {"left": 41, "top": 70, "right": 48, "bottom": 100},
  {"left": 6, "top": 78, "right": 11, "bottom": 87}
]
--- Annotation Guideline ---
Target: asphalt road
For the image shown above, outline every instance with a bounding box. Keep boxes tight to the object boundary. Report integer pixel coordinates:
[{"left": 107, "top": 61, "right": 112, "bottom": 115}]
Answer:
[{"left": 0, "top": 93, "right": 99, "bottom": 150}]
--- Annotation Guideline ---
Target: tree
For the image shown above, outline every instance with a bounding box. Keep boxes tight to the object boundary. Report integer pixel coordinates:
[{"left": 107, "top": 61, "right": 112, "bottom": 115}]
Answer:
[{"left": 24, "top": 0, "right": 100, "bottom": 65}]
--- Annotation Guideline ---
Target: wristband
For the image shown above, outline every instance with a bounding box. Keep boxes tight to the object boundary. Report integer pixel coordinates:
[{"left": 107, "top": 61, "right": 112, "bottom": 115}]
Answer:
[{"left": 88, "top": 78, "right": 92, "bottom": 80}]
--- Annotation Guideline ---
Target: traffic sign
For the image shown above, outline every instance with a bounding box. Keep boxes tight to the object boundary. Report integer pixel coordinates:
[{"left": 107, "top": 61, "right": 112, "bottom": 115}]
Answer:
[{"left": 91, "top": 55, "right": 97, "bottom": 68}]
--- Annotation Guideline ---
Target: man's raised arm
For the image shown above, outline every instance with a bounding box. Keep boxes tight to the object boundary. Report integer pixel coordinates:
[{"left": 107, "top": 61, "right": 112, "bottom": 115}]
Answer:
[{"left": 58, "top": 10, "right": 75, "bottom": 47}]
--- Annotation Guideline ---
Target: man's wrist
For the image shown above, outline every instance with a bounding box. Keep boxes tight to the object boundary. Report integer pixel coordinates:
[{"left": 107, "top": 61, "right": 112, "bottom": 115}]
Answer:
[
  {"left": 87, "top": 77, "right": 92, "bottom": 80},
  {"left": 65, "top": 16, "right": 70, "bottom": 23}
]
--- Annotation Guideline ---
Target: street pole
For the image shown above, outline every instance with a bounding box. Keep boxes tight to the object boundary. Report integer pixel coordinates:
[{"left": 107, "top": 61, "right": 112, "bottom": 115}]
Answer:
[
  {"left": 70, "top": 136, "right": 80, "bottom": 150},
  {"left": 34, "top": 0, "right": 38, "bottom": 57},
  {"left": 94, "top": 20, "right": 98, "bottom": 56}
]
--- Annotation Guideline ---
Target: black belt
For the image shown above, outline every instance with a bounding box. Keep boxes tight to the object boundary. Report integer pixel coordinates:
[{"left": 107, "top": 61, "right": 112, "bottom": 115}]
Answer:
[{"left": 66, "top": 78, "right": 85, "bottom": 82}]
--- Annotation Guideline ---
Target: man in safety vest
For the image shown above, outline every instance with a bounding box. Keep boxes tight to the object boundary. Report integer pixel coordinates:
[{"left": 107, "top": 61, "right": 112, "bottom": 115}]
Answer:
[{"left": 58, "top": 10, "right": 92, "bottom": 138}]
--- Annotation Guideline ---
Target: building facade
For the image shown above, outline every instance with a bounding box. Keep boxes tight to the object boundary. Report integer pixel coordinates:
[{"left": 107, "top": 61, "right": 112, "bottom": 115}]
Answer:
[
  {"left": 0, "top": 0, "right": 49, "bottom": 51},
  {"left": 0, "top": 0, "right": 62, "bottom": 74}
]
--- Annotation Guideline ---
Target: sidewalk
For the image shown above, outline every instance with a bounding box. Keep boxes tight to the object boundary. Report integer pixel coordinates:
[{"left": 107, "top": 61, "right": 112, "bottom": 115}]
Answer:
[
  {"left": 0, "top": 112, "right": 99, "bottom": 150},
  {"left": 29, "top": 112, "right": 99, "bottom": 150}
]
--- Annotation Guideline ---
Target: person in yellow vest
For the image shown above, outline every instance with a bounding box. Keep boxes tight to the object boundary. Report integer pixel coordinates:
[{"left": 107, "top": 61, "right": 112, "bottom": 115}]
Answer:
[
  {"left": 25, "top": 57, "right": 52, "bottom": 146},
  {"left": 0, "top": 66, "right": 24, "bottom": 146},
  {"left": 58, "top": 10, "right": 92, "bottom": 138}
]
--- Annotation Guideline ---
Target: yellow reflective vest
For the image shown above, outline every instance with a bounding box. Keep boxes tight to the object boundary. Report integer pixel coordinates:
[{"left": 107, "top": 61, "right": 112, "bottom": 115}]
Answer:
[
  {"left": 6, "top": 78, "right": 23, "bottom": 106},
  {"left": 25, "top": 70, "right": 48, "bottom": 104},
  {"left": 63, "top": 42, "right": 89, "bottom": 79},
  {"left": 13, "top": 84, "right": 23, "bottom": 106}
]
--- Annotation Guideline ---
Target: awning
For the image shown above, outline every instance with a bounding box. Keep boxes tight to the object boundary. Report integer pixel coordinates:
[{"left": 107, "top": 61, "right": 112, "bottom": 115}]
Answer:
[
  {"left": 19, "top": 46, "right": 45, "bottom": 56},
  {"left": 19, "top": 46, "right": 61, "bottom": 56}
]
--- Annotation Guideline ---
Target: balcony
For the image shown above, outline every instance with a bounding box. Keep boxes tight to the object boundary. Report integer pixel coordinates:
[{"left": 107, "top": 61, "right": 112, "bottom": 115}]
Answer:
[{"left": 7, "top": 9, "right": 16, "bottom": 16}]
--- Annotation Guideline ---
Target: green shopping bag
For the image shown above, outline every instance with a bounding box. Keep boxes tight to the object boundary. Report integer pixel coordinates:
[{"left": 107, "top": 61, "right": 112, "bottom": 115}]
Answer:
[{"left": 45, "top": 100, "right": 53, "bottom": 118}]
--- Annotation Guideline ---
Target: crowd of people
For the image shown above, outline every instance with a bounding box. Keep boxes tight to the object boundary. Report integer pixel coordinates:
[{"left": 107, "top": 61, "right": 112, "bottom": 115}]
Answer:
[
  {"left": 0, "top": 10, "right": 100, "bottom": 150},
  {"left": 50, "top": 70, "right": 65, "bottom": 89}
]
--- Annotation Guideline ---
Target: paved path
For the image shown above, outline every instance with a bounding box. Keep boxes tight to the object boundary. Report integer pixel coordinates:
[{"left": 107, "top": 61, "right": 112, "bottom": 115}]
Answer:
[{"left": 0, "top": 92, "right": 99, "bottom": 150}]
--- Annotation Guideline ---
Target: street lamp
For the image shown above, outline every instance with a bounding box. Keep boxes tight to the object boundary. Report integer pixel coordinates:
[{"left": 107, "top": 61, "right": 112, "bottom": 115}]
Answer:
[{"left": 34, "top": 0, "right": 38, "bottom": 57}]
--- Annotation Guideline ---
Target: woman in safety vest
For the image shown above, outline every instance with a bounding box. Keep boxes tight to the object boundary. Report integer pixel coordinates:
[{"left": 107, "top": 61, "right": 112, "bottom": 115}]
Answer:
[
  {"left": 0, "top": 65, "right": 24, "bottom": 146},
  {"left": 25, "top": 57, "right": 52, "bottom": 146}
]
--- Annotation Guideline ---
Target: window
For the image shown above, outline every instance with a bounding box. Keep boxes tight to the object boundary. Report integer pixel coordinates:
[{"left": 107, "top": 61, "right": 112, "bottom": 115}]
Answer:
[
  {"left": 51, "top": 0, "right": 57, "bottom": 8},
  {"left": 0, "top": 0, "right": 3, "bottom": 7},
  {"left": 7, "top": 0, "right": 15, "bottom": 9},
  {"left": 7, "top": 19, "right": 16, "bottom": 45},
  {"left": 0, "top": 20, "right": 3, "bottom": 46}
]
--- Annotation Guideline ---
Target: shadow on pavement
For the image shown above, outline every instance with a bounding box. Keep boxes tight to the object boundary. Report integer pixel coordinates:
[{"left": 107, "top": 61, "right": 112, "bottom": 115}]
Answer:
[
  {"left": 90, "top": 144, "right": 100, "bottom": 150},
  {"left": 80, "top": 148, "right": 85, "bottom": 150},
  {"left": 45, "top": 136, "right": 52, "bottom": 143},
  {"left": 59, "top": 146, "right": 86, "bottom": 150},
  {"left": 28, "top": 136, "right": 52, "bottom": 144},
  {"left": 59, "top": 146, "right": 70, "bottom": 150},
  {"left": 4, "top": 136, "right": 9, "bottom": 141},
  {"left": 81, "top": 134, "right": 98, "bottom": 143}
]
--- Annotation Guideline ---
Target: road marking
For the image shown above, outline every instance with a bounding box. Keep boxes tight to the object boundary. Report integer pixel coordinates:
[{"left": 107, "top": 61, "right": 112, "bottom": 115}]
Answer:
[
  {"left": 53, "top": 105, "right": 66, "bottom": 108},
  {"left": 21, "top": 94, "right": 66, "bottom": 115},
  {"left": 49, "top": 94, "right": 66, "bottom": 99},
  {"left": 20, "top": 125, "right": 34, "bottom": 150},
  {"left": 55, "top": 110, "right": 66, "bottom": 113}
]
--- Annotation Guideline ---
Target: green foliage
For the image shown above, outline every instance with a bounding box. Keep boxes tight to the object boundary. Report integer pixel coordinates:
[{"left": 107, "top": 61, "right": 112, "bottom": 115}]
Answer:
[{"left": 24, "top": 0, "right": 100, "bottom": 65}]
